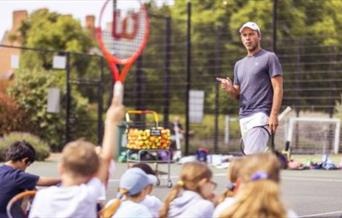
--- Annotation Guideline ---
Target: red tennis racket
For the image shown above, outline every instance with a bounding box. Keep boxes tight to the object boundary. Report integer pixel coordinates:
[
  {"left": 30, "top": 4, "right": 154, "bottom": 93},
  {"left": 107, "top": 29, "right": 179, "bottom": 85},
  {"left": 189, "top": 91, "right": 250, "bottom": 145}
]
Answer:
[{"left": 96, "top": 0, "right": 150, "bottom": 103}]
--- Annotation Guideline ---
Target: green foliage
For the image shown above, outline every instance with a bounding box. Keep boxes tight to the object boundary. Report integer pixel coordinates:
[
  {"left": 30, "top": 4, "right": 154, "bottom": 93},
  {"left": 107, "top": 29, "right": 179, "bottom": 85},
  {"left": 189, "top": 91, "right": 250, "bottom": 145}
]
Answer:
[
  {"left": 190, "top": 114, "right": 240, "bottom": 140},
  {"left": 186, "top": 114, "right": 240, "bottom": 153},
  {"left": 206, "top": 86, "right": 238, "bottom": 114},
  {"left": 230, "top": 0, "right": 272, "bottom": 38},
  {"left": 6, "top": 1, "right": 342, "bottom": 151},
  {"left": 8, "top": 68, "right": 64, "bottom": 149},
  {"left": 8, "top": 8, "right": 100, "bottom": 150},
  {"left": 0, "top": 92, "right": 28, "bottom": 135},
  {"left": 307, "top": 1, "right": 342, "bottom": 46},
  {"left": 0, "top": 132, "right": 50, "bottom": 162},
  {"left": 163, "top": 0, "right": 342, "bottom": 113},
  {"left": 20, "top": 9, "right": 92, "bottom": 52},
  {"left": 0, "top": 80, "right": 28, "bottom": 135},
  {"left": 8, "top": 68, "right": 96, "bottom": 151},
  {"left": 18, "top": 8, "right": 98, "bottom": 82}
]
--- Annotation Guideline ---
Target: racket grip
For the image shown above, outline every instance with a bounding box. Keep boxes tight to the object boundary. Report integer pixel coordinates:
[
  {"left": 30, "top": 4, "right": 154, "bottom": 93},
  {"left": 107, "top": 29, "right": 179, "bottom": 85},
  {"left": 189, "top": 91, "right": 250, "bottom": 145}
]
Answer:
[{"left": 113, "top": 81, "right": 124, "bottom": 104}]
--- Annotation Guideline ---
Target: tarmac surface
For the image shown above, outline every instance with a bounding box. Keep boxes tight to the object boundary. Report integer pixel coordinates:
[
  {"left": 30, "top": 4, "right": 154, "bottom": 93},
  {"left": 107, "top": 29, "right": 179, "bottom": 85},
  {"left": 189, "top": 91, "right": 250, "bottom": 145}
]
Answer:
[{"left": 26, "top": 154, "right": 342, "bottom": 218}]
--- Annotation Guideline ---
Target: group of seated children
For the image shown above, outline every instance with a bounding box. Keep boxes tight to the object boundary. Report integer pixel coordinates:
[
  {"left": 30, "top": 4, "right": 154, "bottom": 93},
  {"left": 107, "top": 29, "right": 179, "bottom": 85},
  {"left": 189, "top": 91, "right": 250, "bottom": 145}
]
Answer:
[{"left": 0, "top": 94, "right": 297, "bottom": 218}]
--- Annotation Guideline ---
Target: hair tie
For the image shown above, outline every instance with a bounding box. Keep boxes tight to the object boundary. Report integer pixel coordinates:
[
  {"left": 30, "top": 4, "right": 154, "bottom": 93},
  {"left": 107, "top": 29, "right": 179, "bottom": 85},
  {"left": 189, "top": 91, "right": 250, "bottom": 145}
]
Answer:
[
  {"left": 226, "top": 181, "right": 235, "bottom": 191},
  {"left": 251, "top": 171, "right": 268, "bottom": 181},
  {"left": 177, "top": 180, "right": 184, "bottom": 187},
  {"left": 116, "top": 189, "right": 128, "bottom": 199},
  {"left": 116, "top": 192, "right": 123, "bottom": 199}
]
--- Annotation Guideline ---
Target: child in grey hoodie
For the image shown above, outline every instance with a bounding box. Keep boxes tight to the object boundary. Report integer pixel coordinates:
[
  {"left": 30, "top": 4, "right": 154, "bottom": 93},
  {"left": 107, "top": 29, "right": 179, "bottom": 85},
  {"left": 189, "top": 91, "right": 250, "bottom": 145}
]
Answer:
[{"left": 160, "top": 161, "right": 216, "bottom": 218}]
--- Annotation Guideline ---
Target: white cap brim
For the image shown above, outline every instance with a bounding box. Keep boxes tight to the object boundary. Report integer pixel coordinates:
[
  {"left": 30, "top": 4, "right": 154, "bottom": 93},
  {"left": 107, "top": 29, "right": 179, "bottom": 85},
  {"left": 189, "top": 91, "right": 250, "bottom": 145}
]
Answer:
[{"left": 147, "top": 175, "right": 158, "bottom": 185}]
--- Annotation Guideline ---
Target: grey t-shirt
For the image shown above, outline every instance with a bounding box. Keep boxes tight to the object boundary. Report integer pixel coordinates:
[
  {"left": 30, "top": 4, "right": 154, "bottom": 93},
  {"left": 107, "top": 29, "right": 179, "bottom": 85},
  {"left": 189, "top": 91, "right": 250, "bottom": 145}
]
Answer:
[{"left": 233, "top": 49, "right": 283, "bottom": 118}]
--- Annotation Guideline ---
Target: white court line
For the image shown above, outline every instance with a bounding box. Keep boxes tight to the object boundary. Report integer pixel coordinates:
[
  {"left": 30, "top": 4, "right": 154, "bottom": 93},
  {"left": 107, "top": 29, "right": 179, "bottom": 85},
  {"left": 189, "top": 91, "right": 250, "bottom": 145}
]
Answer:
[
  {"left": 282, "top": 177, "right": 342, "bottom": 183},
  {"left": 299, "top": 210, "right": 342, "bottom": 217}
]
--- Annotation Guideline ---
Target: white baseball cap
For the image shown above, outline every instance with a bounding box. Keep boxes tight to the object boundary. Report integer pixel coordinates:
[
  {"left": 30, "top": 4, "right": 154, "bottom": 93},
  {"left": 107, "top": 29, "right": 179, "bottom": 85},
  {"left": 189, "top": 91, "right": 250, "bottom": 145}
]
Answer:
[
  {"left": 239, "top": 22, "right": 261, "bottom": 34},
  {"left": 119, "top": 168, "right": 157, "bottom": 195}
]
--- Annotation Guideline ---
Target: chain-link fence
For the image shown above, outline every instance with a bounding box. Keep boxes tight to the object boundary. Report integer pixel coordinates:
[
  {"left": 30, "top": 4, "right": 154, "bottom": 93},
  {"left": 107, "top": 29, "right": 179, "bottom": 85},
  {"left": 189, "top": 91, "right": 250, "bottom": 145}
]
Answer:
[{"left": 2, "top": 0, "right": 342, "bottom": 154}]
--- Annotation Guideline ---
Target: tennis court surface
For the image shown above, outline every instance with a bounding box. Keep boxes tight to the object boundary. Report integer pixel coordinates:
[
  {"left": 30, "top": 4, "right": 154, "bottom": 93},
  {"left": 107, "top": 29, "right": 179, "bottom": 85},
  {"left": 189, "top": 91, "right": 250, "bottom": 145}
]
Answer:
[{"left": 27, "top": 157, "right": 342, "bottom": 218}]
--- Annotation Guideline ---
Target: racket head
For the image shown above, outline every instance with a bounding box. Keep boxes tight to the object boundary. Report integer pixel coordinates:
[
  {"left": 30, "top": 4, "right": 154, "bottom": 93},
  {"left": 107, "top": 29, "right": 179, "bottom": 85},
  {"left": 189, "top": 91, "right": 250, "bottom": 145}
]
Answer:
[{"left": 96, "top": 0, "right": 150, "bottom": 82}]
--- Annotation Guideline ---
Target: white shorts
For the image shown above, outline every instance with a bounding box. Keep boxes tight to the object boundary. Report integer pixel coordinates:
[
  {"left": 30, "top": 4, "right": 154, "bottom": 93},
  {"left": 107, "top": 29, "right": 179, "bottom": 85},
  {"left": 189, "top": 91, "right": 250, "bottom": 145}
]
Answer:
[
  {"left": 240, "top": 112, "right": 270, "bottom": 155},
  {"left": 243, "top": 127, "right": 270, "bottom": 154}
]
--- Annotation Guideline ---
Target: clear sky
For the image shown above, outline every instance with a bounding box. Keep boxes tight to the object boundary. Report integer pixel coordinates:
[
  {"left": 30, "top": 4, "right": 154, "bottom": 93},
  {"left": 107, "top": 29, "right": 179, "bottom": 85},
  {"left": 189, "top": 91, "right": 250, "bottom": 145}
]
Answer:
[{"left": 0, "top": 0, "right": 172, "bottom": 41}]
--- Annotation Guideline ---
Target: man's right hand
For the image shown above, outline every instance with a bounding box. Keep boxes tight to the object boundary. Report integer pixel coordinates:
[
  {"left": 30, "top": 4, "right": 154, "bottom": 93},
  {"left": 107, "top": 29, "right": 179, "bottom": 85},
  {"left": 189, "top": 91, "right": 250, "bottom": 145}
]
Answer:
[{"left": 216, "top": 77, "right": 234, "bottom": 93}]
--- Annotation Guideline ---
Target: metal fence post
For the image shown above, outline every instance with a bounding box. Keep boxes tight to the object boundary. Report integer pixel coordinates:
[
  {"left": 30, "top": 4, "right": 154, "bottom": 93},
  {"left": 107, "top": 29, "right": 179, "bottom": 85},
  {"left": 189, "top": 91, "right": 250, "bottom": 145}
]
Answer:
[
  {"left": 214, "top": 28, "right": 221, "bottom": 153},
  {"left": 163, "top": 16, "right": 171, "bottom": 128},
  {"left": 272, "top": 0, "right": 278, "bottom": 53},
  {"left": 65, "top": 52, "right": 71, "bottom": 144},
  {"left": 185, "top": 0, "right": 192, "bottom": 155},
  {"left": 97, "top": 57, "right": 105, "bottom": 145},
  {"left": 135, "top": 56, "right": 143, "bottom": 110}
]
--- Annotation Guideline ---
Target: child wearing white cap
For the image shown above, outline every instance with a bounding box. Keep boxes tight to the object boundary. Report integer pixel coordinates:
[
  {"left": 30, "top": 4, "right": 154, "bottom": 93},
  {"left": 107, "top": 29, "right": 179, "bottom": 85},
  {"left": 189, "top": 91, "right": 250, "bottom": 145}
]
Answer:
[
  {"left": 132, "top": 163, "right": 163, "bottom": 218},
  {"left": 107, "top": 167, "right": 156, "bottom": 218}
]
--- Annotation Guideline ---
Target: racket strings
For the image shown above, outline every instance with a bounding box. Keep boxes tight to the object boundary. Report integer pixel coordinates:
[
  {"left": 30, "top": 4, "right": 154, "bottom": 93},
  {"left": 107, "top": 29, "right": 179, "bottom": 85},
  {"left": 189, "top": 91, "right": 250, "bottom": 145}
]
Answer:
[{"left": 102, "top": 7, "right": 146, "bottom": 60}]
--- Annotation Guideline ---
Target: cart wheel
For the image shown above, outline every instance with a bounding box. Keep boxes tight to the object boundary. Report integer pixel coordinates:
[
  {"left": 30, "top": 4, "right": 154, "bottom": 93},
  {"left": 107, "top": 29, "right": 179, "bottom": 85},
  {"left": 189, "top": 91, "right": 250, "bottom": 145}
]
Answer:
[
  {"left": 167, "top": 180, "right": 172, "bottom": 188},
  {"left": 156, "top": 178, "right": 160, "bottom": 186}
]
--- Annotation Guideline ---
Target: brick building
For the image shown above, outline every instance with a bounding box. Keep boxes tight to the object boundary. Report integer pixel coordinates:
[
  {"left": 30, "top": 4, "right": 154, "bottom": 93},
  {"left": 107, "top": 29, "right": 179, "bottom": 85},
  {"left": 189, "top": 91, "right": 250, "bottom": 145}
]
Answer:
[{"left": 0, "top": 10, "right": 27, "bottom": 80}]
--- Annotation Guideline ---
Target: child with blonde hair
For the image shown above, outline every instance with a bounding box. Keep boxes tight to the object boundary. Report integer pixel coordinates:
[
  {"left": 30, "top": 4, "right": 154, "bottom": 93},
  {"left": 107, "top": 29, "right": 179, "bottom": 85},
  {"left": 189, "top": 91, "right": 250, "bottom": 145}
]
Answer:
[
  {"left": 218, "top": 153, "right": 297, "bottom": 218},
  {"left": 159, "top": 161, "right": 216, "bottom": 218},
  {"left": 29, "top": 95, "right": 125, "bottom": 218},
  {"left": 213, "top": 158, "right": 242, "bottom": 218}
]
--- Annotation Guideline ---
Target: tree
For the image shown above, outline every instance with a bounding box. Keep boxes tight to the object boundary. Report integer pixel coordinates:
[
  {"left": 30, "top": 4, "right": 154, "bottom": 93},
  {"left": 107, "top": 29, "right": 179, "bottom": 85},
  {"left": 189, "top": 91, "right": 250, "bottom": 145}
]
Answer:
[
  {"left": 20, "top": 9, "right": 93, "bottom": 51},
  {"left": 19, "top": 9, "right": 96, "bottom": 78},
  {"left": 7, "top": 9, "right": 99, "bottom": 149},
  {"left": 168, "top": 0, "right": 245, "bottom": 114},
  {"left": 8, "top": 68, "right": 97, "bottom": 150},
  {"left": 0, "top": 91, "right": 27, "bottom": 135}
]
